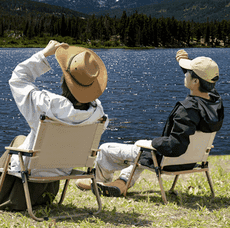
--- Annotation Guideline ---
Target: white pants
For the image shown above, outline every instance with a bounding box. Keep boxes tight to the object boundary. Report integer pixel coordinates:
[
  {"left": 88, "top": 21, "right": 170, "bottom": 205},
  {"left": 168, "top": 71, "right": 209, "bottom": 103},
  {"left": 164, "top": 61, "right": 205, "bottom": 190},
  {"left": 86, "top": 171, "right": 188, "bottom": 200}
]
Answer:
[{"left": 95, "top": 140, "right": 152, "bottom": 187}]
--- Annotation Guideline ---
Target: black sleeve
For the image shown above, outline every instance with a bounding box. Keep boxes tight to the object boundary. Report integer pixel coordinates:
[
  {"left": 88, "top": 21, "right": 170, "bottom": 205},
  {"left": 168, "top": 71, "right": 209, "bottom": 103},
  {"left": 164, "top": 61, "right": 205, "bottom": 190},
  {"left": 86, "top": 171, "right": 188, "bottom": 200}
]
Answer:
[{"left": 151, "top": 106, "right": 200, "bottom": 157}]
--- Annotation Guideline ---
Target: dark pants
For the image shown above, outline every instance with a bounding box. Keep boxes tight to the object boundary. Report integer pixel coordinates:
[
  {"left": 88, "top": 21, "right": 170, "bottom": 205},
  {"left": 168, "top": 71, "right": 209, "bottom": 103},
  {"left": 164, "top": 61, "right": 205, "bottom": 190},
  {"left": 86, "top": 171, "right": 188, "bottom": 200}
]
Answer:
[
  {"left": 0, "top": 135, "right": 59, "bottom": 211},
  {"left": 0, "top": 173, "right": 59, "bottom": 211}
]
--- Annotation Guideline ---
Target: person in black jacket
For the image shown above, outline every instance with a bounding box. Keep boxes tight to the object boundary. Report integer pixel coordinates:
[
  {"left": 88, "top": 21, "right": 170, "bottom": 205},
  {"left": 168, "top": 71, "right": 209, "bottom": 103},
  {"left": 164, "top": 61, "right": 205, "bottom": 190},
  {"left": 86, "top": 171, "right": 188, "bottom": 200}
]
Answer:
[{"left": 76, "top": 50, "right": 224, "bottom": 197}]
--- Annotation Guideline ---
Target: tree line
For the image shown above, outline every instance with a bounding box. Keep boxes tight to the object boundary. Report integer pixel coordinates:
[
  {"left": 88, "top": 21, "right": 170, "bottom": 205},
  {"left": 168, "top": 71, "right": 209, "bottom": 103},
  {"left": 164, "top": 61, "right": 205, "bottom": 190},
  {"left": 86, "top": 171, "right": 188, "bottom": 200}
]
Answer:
[{"left": 1, "top": 11, "right": 230, "bottom": 47}]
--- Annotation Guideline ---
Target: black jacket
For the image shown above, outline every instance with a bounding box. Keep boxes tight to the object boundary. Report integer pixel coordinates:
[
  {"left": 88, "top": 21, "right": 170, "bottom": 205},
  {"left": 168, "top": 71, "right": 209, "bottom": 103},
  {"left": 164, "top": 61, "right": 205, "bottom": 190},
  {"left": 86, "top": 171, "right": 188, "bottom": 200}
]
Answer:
[{"left": 140, "top": 89, "right": 224, "bottom": 171}]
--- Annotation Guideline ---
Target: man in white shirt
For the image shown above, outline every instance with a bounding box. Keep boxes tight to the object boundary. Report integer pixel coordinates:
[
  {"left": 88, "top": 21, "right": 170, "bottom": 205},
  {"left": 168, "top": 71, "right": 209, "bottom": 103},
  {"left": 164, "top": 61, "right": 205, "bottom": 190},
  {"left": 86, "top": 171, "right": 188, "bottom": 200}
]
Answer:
[{"left": 0, "top": 40, "right": 108, "bottom": 210}]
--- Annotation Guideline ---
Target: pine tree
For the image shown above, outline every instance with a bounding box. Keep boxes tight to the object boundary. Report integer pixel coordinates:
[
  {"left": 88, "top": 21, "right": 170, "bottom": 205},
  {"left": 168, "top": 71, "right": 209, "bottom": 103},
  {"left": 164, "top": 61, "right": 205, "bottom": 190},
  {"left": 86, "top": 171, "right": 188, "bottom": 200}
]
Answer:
[
  {"left": 0, "top": 20, "right": 4, "bottom": 37},
  {"left": 23, "top": 21, "right": 29, "bottom": 37},
  {"left": 90, "top": 14, "right": 98, "bottom": 40},
  {"left": 152, "top": 19, "right": 158, "bottom": 47},
  {"left": 60, "top": 14, "right": 67, "bottom": 36},
  {"left": 126, "top": 16, "right": 137, "bottom": 47},
  {"left": 27, "top": 22, "right": 35, "bottom": 39},
  {"left": 119, "top": 11, "right": 128, "bottom": 44},
  {"left": 205, "top": 23, "right": 210, "bottom": 44}
]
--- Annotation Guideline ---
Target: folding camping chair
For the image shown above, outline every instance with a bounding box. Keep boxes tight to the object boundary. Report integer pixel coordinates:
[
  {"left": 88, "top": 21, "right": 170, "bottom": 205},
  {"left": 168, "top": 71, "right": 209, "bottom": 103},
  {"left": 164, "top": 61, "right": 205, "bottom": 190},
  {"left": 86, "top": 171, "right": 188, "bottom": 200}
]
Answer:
[
  {"left": 0, "top": 114, "right": 106, "bottom": 221},
  {"left": 123, "top": 131, "right": 216, "bottom": 204}
]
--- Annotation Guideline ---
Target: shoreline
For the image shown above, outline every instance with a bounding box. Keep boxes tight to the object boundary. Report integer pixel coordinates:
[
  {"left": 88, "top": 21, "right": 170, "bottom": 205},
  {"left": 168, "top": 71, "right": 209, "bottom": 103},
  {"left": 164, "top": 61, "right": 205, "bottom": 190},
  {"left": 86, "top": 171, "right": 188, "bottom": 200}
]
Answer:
[
  {"left": 0, "top": 44, "right": 226, "bottom": 49},
  {"left": 0, "top": 38, "right": 226, "bottom": 50}
]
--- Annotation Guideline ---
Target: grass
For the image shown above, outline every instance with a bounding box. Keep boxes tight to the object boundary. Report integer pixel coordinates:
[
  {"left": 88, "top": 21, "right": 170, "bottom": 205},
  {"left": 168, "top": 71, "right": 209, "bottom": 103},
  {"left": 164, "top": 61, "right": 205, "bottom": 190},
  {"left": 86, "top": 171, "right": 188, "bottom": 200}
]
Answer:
[{"left": 0, "top": 155, "right": 230, "bottom": 227}]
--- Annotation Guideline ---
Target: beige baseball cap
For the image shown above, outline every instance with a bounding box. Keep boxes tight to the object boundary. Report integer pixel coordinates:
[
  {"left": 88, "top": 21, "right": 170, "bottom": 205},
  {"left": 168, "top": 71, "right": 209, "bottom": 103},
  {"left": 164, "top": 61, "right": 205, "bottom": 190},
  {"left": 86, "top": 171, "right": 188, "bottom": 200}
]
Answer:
[{"left": 179, "top": 57, "right": 219, "bottom": 83}]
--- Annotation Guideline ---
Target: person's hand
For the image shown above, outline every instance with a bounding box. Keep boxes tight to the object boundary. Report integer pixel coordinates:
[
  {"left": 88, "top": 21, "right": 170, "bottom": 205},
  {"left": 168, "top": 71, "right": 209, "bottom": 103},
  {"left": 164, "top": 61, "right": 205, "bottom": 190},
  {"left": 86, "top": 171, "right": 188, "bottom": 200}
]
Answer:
[
  {"left": 176, "top": 49, "right": 189, "bottom": 62},
  {"left": 42, "top": 40, "right": 69, "bottom": 57}
]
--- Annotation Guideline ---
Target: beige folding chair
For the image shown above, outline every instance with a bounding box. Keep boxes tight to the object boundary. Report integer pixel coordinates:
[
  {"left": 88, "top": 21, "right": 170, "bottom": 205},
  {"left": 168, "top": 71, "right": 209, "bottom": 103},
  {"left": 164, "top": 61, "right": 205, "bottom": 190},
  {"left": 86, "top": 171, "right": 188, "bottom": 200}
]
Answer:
[
  {"left": 124, "top": 131, "right": 216, "bottom": 204},
  {"left": 0, "top": 114, "right": 107, "bottom": 221}
]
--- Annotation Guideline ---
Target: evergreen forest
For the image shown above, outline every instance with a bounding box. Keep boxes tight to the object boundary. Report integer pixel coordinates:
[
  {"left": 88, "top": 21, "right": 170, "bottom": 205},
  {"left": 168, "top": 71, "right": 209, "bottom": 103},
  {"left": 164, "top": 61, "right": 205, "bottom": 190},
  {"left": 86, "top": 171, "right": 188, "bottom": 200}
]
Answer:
[{"left": 1, "top": 9, "right": 230, "bottom": 48}]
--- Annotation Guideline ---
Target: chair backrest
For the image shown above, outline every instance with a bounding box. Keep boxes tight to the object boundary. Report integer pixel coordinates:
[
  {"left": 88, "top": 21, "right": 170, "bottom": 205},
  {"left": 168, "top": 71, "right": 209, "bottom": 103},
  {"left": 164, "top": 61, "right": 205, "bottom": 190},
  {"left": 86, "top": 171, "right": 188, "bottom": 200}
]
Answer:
[
  {"left": 29, "top": 119, "right": 105, "bottom": 170},
  {"left": 161, "top": 131, "right": 216, "bottom": 168}
]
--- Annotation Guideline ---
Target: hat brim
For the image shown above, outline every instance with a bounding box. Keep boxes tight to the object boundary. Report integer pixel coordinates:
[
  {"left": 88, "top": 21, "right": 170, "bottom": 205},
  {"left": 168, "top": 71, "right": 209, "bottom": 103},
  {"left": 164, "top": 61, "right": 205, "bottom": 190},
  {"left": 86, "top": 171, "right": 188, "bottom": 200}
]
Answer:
[
  {"left": 179, "top": 59, "right": 193, "bottom": 70},
  {"left": 55, "top": 46, "right": 107, "bottom": 103}
]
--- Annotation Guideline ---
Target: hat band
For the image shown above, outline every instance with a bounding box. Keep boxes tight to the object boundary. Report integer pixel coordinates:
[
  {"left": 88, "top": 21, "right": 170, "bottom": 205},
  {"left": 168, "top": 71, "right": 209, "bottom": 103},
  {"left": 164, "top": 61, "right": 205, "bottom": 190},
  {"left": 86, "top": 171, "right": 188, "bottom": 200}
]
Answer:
[{"left": 66, "top": 54, "right": 94, "bottom": 88}]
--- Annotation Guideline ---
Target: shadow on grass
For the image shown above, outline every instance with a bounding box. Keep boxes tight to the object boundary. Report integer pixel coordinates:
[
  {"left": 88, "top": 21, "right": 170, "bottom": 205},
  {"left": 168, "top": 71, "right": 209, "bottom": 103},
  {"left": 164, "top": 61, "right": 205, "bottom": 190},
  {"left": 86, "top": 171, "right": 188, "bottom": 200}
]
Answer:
[
  {"left": 8, "top": 202, "right": 152, "bottom": 226},
  {"left": 126, "top": 189, "right": 230, "bottom": 210}
]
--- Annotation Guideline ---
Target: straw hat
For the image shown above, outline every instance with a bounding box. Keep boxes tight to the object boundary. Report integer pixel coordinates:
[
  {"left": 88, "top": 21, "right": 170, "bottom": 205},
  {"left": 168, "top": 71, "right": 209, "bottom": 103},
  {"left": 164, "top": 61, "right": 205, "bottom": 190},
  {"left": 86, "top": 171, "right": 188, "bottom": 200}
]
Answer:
[
  {"left": 56, "top": 46, "right": 107, "bottom": 103},
  {"left": 179, "top": 57, "right": 219, "bottom": 83}
]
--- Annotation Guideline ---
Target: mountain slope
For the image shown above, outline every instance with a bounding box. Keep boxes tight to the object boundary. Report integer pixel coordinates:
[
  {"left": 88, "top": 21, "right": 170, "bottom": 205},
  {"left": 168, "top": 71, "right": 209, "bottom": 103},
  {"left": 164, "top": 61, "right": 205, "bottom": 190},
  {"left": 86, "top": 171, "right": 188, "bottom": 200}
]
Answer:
[
  {"left": 31, "top": 0, "right": 230, "bottom": 22},
  {"left": 32, "top": 0, "right": 164, "bottom": 14},
  {"left": 0, "top": 0, "right": 87, "bottom": 18},
  {"left": 95, "top": 0, "right": 230, "bottom": 22}
]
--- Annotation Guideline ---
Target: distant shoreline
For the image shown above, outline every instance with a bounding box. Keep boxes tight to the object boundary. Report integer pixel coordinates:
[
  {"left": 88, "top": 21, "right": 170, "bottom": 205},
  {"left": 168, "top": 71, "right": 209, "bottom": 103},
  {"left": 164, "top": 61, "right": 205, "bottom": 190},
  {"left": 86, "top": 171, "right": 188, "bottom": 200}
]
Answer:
[
  {"left": 0, "top": 37, "right": 226, "bottom": 49},
  {"left": 0, "top": 44, "right": 226, "bottom": 49}
]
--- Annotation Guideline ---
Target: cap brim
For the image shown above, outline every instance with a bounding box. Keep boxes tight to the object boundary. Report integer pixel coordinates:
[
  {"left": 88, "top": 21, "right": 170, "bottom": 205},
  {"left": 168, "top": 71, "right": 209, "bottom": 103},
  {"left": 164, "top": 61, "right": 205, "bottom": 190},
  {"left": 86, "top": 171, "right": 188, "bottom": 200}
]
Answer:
[
  {"left": 179, "top": 59, "right": 193, "bottom": 70},
  {"left": 55, "top": 46, "right": 107, "bottom": 103}
]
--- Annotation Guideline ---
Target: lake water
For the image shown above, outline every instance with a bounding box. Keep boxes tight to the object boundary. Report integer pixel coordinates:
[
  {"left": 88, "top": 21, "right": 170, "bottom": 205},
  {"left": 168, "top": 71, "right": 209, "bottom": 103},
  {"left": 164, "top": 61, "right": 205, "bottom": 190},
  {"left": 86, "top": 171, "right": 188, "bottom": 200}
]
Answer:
[{"left": 0, "top": 48, "right": 229, "bottom": 156}]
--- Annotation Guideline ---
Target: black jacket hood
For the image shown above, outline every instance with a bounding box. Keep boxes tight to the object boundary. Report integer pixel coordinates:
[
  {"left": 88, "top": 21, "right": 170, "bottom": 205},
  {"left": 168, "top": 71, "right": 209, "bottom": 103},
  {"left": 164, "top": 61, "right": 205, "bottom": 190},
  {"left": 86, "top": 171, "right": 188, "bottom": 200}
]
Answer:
[{"left": 181, "top": 89, "right": 224, "bottom": 132}]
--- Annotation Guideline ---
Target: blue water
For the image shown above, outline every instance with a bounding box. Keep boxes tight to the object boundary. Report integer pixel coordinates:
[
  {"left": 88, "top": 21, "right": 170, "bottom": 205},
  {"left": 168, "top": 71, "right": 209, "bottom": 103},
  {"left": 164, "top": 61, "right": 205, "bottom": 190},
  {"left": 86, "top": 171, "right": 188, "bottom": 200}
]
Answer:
[{"left": 0, "top": 48, "right": 229, "bottom": 156}]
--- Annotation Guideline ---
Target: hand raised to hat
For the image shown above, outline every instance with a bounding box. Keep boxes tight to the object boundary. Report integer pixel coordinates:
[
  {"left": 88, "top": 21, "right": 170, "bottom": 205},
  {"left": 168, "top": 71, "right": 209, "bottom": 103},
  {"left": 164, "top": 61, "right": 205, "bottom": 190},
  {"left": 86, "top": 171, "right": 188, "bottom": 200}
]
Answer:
[
  {"left": 42, "top": 40, "right": 69, "bottom": 58},
  {"left": 176, "top": 49, "right": 189, "bottom": 62}
]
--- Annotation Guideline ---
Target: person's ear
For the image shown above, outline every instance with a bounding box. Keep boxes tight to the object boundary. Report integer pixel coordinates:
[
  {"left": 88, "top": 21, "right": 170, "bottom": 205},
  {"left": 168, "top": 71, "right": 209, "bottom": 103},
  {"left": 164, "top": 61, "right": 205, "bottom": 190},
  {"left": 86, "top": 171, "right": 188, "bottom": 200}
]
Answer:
[{"left": 193, "top": 78, "right": 199, "bottom": 84}]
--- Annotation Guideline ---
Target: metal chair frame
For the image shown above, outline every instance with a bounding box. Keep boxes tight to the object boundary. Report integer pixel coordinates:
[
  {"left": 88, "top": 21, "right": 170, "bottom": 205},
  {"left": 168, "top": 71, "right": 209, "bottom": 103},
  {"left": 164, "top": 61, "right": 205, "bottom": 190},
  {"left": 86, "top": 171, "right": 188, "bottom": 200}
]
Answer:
[
  {"left": 0, "top": 115, "right": 106, "bottom": 221},
  {"left": 124, "top": 131, "right": 216, "bottom": 204}
]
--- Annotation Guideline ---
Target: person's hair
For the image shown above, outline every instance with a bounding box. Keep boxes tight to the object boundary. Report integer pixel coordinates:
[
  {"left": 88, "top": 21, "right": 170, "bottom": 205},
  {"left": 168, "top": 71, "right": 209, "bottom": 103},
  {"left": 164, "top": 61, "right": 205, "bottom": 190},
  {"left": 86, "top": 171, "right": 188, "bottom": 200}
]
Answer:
[
  {"left": 188, "top": 70, "right": 216, "bottom": 93},
  {"left": 61, "top": 75, "right": 78, "bottom": 104},
  {"left": 61, "top": 75, "right": 90, "bottom": 110}
]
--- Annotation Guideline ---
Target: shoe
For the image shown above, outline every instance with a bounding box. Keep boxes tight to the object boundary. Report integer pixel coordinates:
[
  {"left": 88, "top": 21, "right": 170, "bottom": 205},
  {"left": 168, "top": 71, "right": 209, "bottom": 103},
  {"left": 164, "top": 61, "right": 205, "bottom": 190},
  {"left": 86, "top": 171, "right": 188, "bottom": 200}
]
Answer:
[
  {"left": 75, "top": 179, "right": 91, "bottom": 191},
  {"left": 92, "top": 179, "right": 127, "bottom": 197}
]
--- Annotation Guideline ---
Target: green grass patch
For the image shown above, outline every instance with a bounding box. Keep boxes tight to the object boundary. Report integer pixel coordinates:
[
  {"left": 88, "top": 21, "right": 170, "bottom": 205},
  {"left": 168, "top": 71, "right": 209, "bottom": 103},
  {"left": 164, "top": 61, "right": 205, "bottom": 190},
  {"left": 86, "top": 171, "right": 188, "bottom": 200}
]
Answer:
[{"left": 0, "top": 155, "right": 230, "bottom": 227}]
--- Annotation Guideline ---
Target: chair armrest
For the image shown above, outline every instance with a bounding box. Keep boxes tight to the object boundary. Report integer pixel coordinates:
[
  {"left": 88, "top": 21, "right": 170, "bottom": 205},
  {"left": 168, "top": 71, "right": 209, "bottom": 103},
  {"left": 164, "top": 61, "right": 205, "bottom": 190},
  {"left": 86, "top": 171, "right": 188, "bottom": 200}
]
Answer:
[
  {"left": 91, "top": 149, "right": 101, "bottom": 156},
  {"left": 5, "top": 147, "right": 39, "bottom": 154},
  {"left": 136, "top": 144, "right": 157, "bottom": 151},
  {"left": 136, "top": 143, "right": 159, "bottom": 168},
  {"left": 97, "top": 115, "right": 107, "bottom": 123}
]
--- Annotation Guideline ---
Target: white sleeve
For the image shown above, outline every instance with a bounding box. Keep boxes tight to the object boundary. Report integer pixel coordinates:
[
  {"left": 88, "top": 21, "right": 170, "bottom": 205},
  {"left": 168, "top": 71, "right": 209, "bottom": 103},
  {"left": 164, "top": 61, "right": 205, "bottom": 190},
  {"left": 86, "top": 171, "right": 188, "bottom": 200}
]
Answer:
[{"left": 9, "top": 51, "right": 51, "bottom": 130}]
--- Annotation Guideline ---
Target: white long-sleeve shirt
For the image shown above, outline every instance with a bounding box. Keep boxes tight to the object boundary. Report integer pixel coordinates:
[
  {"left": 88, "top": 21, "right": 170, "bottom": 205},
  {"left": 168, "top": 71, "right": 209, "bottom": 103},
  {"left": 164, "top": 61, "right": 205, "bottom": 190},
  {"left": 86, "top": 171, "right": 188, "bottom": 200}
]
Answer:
[{"left": 9, "top": 51, "right": 108, "bottom": 176}]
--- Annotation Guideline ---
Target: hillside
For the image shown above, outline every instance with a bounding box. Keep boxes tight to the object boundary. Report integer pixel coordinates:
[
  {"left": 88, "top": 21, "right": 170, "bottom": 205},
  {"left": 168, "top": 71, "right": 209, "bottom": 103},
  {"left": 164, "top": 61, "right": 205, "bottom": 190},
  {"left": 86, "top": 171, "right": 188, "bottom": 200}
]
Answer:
[
  {"left": 0, "top": 0, "right": 87, "bottom": 18},
  {"left": 32, "top": 0, "right": 165, "bottom": 15},
  {"left": 94, "top": 0, "right": 230, "bottom": 22},
  {"left": 1, "top": 0, "right": 230, "bottom": 49},
  {"left": 2, "top": 0, "right": 230, "bottom": 23}
]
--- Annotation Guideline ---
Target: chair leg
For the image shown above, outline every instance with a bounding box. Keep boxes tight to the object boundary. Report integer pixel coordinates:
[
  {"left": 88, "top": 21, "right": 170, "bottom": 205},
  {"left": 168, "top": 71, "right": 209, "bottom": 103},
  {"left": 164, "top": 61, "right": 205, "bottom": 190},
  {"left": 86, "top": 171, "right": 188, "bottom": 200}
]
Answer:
[
  {"left": 91, "top": 177, "right": 102, "bottom": 215},
  {"left": 124, "top": 150, "right": 143, "bottom": 197},
  {"left": 18, "top": 153, "right": 44, "bottom": 222},
  {"left": 51, "top": 177, "right": 102, "bottom": 220},
  {"left": 123, "top": 164, "right": 137, "bottom": 197},
  {"left": 0, "top": 154, "right": 12, "bottom": 192},
  {"left": 58, "top": 179, "right": 70, "bottom": 205},
  {"left": 22, "top": 174, "right": 45, "bottom": 221},
  {"left": 169, "top": 175, "right": 179, "bottom": 192},
  {"left": 205, "top": 170, "right": 215, "bottom": 197},
  {"left": 157, "top": 172, "right": 168, "bottom": 204}
]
